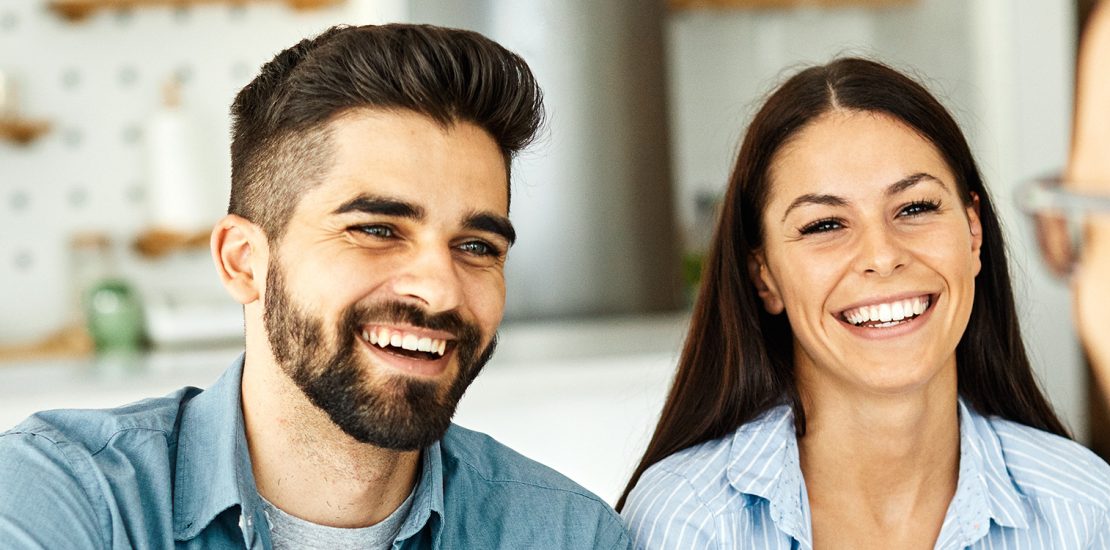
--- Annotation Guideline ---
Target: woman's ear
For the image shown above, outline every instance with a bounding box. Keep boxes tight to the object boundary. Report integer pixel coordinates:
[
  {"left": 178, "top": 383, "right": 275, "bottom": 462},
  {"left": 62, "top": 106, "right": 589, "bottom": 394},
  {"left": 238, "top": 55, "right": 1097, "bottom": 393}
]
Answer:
[
  {"left": 967, "top": 192, "right": 983, "bottom": 275},
  {"left": 211, "top": 214, "right": 265, "bottom": 305},
  {"left": 748, "top": 250, "right": 785, "bottom": 314}
]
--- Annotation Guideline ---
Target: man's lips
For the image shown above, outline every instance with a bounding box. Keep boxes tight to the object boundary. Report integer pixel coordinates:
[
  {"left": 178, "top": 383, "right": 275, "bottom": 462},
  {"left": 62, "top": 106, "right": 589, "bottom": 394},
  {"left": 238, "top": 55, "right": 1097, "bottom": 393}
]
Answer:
[{"left": 359, "top": 324, "right": 455, "bottom": 357}]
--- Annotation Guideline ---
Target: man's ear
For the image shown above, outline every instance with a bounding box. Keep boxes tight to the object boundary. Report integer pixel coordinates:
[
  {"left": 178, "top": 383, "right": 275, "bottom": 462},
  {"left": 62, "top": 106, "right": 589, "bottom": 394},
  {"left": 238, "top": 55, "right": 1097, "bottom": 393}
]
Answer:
[
  {"left": 211, "top": 214, "right": 266, "bottom": 305},
  {"left": 967, "top": 192, "right": 983, "bottom": 275},
  {"left": 748, "top": 250, "right": 784, "bottom": 314}
]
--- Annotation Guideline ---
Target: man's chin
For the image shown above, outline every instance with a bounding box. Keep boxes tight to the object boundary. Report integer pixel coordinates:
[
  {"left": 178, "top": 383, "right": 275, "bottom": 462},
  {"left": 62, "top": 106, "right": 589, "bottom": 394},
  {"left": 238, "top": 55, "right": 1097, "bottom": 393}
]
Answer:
[{"left": 318, "top": 373, "right": 459, "bottom": 450}]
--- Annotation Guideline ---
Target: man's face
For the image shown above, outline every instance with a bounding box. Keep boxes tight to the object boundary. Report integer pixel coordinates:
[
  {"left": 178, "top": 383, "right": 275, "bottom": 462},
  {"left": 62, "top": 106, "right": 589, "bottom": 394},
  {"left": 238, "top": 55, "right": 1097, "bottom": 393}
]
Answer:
[{"left": 262, "top": 109, "right": 512, "bottom": 450}]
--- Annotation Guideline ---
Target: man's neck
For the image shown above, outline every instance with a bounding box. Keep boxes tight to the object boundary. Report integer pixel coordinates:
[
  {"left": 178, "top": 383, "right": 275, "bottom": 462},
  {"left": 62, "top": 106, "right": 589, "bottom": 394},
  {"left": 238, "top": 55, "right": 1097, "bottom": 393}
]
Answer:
[{"left": 241, "top": 350, "right": 420, "bottom": 529}]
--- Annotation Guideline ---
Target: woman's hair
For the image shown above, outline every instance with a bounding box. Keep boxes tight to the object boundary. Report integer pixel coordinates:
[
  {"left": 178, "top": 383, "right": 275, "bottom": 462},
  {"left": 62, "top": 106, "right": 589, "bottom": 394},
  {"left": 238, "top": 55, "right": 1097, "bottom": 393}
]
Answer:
[{"left": 617, "top": 57, "right": 1067, "bottom": 510}]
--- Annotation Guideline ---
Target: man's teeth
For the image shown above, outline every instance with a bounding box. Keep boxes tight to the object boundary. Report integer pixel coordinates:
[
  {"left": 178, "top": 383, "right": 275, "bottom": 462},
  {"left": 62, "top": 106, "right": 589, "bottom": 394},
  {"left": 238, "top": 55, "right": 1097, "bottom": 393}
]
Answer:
[
  {"left": 844, "top": 296, "right": 930, "bottom": 326},
  {"left": 360, "top": 328, "right": 448, "bottom": 356}
]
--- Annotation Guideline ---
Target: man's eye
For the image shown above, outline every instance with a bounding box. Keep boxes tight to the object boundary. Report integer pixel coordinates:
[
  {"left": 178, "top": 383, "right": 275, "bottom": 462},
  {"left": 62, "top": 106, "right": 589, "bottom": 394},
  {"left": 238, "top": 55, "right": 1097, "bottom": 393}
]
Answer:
[
  {"left": 457, "top": 240, "right": 500, "bottom": 257},
  {"left": 354, "top": 225, "right": 394, "bottom": 238},
  {"left": 799, "top": 218, "right": 843, "bottom": 235}
]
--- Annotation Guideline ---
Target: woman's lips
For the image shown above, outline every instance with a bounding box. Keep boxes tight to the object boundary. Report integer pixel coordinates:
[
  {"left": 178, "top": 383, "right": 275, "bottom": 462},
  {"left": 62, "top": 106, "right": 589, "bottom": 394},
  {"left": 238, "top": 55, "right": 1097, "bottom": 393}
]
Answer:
[{"left": 840, "top": 294, "right": 933, "bottom": 327}]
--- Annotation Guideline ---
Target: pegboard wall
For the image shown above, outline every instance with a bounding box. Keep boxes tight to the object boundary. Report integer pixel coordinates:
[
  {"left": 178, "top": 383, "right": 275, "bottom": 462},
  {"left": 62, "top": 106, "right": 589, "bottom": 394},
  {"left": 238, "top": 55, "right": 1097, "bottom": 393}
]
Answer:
[{"left": 0, "top": 0, "right": 403, "bottom": 344}]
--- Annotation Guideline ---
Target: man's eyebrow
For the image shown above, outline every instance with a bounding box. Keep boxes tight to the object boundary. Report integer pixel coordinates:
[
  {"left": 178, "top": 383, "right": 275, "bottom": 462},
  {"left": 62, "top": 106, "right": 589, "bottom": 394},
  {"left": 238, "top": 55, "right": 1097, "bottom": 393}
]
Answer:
[
  {"left": 332, "top": 195, "right": 425, "bottom": 220},
  {"left": 779, "top": 172, "right": 947, "bottom": 222},
  {"left": 465, "top": 212, "right": 516, "bottom": 247}
]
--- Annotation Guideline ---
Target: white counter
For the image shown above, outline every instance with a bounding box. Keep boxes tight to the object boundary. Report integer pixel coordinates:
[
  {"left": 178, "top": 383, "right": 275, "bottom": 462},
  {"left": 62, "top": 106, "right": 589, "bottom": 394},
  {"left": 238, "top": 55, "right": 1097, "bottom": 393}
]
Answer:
[{"left": 0, "top": 313, "right": 688, "bottom": 505}]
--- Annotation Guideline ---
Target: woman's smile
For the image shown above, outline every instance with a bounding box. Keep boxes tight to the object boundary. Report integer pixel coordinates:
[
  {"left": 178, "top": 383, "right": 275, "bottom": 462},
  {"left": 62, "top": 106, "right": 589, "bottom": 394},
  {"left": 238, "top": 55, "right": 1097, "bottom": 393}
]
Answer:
[{"left": 834, "top": 292, "right": 939, "bottom": 340}]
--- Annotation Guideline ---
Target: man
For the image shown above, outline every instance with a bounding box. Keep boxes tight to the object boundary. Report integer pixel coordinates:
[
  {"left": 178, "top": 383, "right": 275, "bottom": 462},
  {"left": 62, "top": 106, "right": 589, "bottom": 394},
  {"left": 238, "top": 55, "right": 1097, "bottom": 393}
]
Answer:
[{"left": 0, "top": 24, "right": 630, "bottom": 549}]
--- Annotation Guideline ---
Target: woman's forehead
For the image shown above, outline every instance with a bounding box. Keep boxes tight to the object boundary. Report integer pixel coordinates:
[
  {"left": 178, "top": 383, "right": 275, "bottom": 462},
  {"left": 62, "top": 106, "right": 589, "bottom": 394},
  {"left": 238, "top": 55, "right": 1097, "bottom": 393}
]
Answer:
[{"left": 762, "top": 111, "right": 955, "bottom": 209}]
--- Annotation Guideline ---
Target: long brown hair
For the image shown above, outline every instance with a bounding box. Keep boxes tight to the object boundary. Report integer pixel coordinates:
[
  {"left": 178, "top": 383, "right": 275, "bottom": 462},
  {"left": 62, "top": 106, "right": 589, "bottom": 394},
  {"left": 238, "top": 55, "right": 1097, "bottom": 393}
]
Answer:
[{"left": 617, "top": 58, "right": 1068, "bottom": 510}]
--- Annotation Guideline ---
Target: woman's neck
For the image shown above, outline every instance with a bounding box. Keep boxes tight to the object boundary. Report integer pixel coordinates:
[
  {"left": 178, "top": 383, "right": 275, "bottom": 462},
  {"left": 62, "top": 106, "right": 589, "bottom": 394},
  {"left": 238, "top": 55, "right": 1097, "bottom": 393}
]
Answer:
[{"left": 796, "top": 359, "right": 960, "bottom": 548}]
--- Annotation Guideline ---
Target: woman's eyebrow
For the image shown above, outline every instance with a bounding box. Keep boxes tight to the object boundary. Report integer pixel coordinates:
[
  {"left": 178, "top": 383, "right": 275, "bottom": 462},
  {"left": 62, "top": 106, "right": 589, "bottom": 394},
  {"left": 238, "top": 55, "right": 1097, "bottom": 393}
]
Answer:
[
  {"left": 780, "top": 172, "right": 948, "bottom": 222},
  {"left": 886, "top": 172, "right": 946, "bottom": 196},
  {"left": 781, "top": 194, "right": 848, "bottom": 222}
]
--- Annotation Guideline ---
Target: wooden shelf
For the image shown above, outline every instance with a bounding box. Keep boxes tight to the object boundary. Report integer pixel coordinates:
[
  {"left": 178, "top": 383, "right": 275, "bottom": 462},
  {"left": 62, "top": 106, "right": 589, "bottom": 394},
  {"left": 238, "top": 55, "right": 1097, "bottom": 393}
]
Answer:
[
  {"left": 669, "top": 0, "right": 913, "bottom": 9},
  {"left": 48, "top": 0, "right": 343, "bottom": 22},
  {"left": 0, "top": 118, "right": 52, "bottom": 145},
  {"left": 0, "top": 323, "right": 93, "bottom": 364},
  {"left": 133, "top": 227, "right": 210, "bottom": 259}
]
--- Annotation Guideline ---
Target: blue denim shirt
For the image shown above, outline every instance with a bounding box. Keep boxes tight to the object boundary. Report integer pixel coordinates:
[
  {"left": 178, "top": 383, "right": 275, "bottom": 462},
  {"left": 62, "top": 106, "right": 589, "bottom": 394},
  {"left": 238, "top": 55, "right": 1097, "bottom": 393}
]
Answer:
[{"left": 0, "top": 355, "right": 630, "bottom": 549}]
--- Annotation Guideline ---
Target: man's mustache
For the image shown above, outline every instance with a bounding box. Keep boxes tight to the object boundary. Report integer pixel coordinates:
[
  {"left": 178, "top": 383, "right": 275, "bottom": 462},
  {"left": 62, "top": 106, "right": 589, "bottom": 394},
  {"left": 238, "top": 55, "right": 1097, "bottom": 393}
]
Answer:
[{"left": 342, "top": 301, "right": 480, "bottom": 344}]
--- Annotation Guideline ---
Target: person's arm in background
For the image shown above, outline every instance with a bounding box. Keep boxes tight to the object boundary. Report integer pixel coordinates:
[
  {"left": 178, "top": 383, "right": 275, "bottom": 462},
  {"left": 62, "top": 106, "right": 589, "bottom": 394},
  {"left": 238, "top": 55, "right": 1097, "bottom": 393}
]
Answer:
[{"left": 1068, "top": 0, "right": 1110, "bottom": 401}]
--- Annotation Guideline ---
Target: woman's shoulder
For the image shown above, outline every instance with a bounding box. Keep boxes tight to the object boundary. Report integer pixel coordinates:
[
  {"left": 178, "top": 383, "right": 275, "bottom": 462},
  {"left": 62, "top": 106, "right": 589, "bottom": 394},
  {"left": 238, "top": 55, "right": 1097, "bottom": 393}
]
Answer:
[
  {"left": 623, "top": 433, "right": 737, "bottom": 522},
  {"left": 987, "top": 415, "right": 1110, "bottom": 512},
  {"left": 621, "top": 424, "right": 745, "bottom": 548},
  {"left": 624, "top": 405, "right": 796, "bottom": 519}
]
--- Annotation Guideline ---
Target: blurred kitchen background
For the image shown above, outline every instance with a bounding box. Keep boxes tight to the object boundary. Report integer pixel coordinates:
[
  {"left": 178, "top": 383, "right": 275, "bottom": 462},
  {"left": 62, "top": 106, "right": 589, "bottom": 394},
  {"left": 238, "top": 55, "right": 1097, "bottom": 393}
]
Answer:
[{"left": 0, "top": 0, "right": 1106, "bottom": 503}]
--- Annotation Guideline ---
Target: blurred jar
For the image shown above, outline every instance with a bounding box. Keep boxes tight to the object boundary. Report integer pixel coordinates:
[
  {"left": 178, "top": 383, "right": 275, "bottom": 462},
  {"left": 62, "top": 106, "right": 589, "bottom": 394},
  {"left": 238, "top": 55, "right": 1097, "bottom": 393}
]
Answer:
[{"left": 71, "top": 234, "right": 145, "bottom": 354}]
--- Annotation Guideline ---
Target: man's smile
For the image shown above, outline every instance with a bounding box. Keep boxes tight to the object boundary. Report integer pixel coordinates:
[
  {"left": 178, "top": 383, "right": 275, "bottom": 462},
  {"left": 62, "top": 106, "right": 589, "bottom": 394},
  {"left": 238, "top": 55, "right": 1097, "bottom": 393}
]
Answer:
[
  {"left": 357, "top": 324, "right": 458, "bottom": 377},
  {"left": 361, "top": 324, "right": 453, "bottom": 357}
]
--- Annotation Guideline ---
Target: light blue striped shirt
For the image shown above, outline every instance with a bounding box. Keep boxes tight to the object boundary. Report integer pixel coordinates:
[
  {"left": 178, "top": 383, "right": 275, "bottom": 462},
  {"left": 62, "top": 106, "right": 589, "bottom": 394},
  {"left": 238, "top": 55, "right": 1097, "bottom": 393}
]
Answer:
[{"left": 623, "top": 400, "right": 1110, "bottom": 549}]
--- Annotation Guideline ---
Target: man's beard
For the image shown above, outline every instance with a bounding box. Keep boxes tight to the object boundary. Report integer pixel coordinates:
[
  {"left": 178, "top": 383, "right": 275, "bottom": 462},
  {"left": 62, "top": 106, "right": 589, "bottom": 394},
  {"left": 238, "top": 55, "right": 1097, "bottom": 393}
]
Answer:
[{"left": 262, "top": 259, "right": 496, "bottom": 450}]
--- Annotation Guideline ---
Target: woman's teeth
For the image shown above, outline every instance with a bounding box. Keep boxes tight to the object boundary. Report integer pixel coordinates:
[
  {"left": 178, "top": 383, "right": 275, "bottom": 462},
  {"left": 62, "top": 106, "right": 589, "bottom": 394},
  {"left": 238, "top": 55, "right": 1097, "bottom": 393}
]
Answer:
[
  {"left": 360, "top": 328, "right": 448, "bottom": 356},
  {"left": 843, "top": 296, "right": 931, "bottom": 327}
]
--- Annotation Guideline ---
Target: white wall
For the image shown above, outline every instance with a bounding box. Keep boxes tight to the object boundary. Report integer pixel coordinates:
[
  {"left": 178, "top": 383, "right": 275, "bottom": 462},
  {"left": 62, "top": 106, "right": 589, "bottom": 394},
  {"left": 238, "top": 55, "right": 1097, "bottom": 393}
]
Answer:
[
  {"left": 969, "top": 0, "right": 1083, "bottom": 436},
  {"left": 0, "top": 0, "right": 401, "bottom": 345}
]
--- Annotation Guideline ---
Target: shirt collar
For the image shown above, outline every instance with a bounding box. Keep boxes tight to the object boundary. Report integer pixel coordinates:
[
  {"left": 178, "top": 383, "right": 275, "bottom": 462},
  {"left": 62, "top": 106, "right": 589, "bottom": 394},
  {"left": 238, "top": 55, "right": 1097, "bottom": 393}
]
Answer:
[
  {"left": 173, "top": 353, "right": 261, "bottom": 542},
  {"left": 172, "top": 354, "right": 447, "bottom": 545},
  {"left": 395, "top": 436, "right": 445, "bottom": 544},
  {"left": 941, "top": 399, "right": 1032, "bottom": 545},
  {"left": 725, "top": 405, "right": 812, "bottom": 546},
  {"left": 723, "top": 400, "right": 1034, "bottom": 548}
]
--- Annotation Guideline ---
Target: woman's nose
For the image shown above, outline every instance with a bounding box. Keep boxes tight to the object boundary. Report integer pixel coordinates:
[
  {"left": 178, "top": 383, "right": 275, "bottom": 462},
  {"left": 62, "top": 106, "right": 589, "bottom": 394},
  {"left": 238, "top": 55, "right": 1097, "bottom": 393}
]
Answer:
[{"left": 855, "top": 224, "right": 909, "bottom": 277}]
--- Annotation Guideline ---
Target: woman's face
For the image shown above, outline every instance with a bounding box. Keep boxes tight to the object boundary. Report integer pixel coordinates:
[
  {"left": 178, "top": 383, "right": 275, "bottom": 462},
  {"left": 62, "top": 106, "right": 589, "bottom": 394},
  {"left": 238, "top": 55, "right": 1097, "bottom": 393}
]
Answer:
[{"left": 752, "top": 110, "right": 982, "bottom": 398}]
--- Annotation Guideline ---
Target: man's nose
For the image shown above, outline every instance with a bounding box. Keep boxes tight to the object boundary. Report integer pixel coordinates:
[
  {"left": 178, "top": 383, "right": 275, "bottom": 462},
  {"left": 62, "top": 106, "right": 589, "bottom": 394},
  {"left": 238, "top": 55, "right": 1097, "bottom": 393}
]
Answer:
[
  {"left": 854, "top": 224, "right": 909, "bottom": 277},
  {"left": 389, "top": 245, "right": 464, "bottom": 313}
]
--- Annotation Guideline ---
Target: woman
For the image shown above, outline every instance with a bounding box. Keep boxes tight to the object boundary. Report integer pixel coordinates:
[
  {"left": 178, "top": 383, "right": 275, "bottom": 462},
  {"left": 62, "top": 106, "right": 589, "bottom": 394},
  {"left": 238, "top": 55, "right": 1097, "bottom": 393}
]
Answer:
[{"left": 619, "top": 58, "right": 1110, "bottom": 549}]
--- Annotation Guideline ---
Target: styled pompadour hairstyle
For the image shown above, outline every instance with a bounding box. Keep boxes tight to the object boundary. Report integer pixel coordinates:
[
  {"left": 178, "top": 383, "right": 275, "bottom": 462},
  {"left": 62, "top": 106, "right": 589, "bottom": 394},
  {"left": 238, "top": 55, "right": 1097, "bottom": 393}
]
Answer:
[{"left": 228, "top": 24, "right": 545, "bottom": 242}]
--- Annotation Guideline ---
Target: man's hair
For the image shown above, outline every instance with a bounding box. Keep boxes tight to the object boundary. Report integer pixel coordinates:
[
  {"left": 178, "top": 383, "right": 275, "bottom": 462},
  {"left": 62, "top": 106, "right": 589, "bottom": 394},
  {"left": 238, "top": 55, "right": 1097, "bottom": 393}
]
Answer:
[{"left": 228, "top": 24, "right": 545, "bottom": 242}]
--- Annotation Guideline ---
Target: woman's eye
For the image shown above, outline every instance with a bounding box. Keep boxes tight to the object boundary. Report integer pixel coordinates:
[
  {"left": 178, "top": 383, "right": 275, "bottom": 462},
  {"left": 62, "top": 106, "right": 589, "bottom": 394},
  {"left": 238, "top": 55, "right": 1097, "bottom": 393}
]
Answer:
[
  {"left": 899, "top": 200, "right": 940, "bottom": 217},
  {"left": 800, "top": 218, "right": 843, "bottom": 235}
]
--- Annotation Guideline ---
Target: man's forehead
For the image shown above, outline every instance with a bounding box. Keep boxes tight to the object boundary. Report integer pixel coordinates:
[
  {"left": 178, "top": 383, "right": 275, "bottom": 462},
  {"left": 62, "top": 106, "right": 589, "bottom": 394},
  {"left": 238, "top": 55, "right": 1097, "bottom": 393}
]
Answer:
[{"left": 316, "top": 110, "right": 510, "bottom": 210}]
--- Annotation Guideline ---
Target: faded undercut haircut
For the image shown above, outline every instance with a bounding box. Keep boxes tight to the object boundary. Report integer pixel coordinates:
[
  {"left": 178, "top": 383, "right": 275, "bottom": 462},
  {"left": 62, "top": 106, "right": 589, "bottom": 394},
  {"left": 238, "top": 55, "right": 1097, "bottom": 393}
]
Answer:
[{"left": 228, "top": 24, "right": 545, "bottom": 243}]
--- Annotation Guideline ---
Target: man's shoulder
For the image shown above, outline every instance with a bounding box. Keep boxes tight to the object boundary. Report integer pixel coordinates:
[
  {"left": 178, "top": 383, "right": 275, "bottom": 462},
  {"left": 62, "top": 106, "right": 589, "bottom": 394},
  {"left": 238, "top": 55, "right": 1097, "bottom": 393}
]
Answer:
[
  {"left": 441, "top": 423, "right": 608, "bottom": 502},
  {"left": 439, "top": 424, "right": 630, "bottom": 547},
  {"left": 0, "top": 386, "right": 204, "bottom": 548},
  {"left": 1, "top": 386, "right": 200, "bottom": 455}
]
